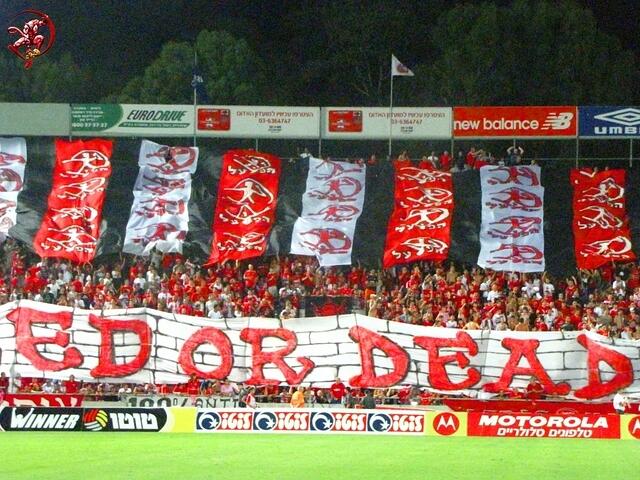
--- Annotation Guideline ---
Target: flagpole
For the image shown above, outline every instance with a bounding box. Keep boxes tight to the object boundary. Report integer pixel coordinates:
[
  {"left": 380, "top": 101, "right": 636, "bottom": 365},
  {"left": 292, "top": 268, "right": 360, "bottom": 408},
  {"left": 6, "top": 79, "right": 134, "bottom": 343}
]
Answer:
[
  {"left": 193, "top": 47, "right": 198, "bottom": 148},
  {"left": 388, "top": 72, "right": 394, "bottom": 159}
]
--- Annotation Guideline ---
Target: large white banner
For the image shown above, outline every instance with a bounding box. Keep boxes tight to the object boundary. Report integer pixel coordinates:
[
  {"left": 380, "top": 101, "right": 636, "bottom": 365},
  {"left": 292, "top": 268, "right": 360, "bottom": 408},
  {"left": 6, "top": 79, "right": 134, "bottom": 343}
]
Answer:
[
  {"left": 1, "top": 300, "right": 639, "bottom": 400},
  {"left": 290, "top": 157, "right": 366, "bottom": 266},
  {"left": 477, "top": 166, "right": 545, "bottom": 272},
  {"left": 123, "top": 140, "right": 198, "bottom": 255},
  {"left": 0, "top": 137, "right": 27, "bottom": 242}
]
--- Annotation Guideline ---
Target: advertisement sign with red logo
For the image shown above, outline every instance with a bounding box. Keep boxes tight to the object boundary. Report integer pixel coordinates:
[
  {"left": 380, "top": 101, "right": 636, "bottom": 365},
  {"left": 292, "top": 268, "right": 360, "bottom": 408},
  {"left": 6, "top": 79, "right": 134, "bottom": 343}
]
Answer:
[
  {"left": 328, "top": 110, "right": 363, "bottom": 133},
  {"left": 198, "top": 108, "right": 230, "bottom": 131},
  {"left": 197, "top": 106, "right": 320, "bottom": 138},
  {"left": 622, "top": 415, "right": 640, "bottom": 440},
  {"left": 324, "top": 107, "right": 452, "bottom": 139},
  {"left": 467, "top": 412, "right": 620, "bottom": 439},
  {"left": 454, "top": 106, "right": 577, "bottom": 138}
]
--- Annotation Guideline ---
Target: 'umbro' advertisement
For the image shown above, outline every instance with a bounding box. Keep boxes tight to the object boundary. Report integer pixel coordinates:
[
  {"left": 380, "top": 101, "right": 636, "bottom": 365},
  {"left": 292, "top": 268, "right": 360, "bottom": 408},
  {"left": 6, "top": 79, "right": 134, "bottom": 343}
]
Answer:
[{"left": 579, "top": 106, "right": 640, "bottom": 137}]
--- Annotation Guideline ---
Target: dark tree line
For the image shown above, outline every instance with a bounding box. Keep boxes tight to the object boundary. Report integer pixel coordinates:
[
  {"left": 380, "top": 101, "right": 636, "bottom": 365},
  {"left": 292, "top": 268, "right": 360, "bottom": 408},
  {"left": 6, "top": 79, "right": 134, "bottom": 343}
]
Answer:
[{"left": 0, "top": 0, "right": 637, "bottom": 106}]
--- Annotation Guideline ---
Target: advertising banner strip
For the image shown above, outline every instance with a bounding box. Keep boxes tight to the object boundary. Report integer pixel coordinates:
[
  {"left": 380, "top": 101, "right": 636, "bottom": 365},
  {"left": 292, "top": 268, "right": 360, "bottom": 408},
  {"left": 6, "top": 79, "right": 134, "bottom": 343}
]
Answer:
[
  {"left": 383, "top": 167, "right": 453, "bottom": 268},
  {"left": 578, "top": 106, "right": 640, "bottom": 138},
  {"left": 196, "top": 408, "right": 426, "bottom": 435},
  {"left": 197, "top": 106, "right": 321, "bottom": 139},
  {"left": 467, "top": 412, "right": 620, "bottom": 439},
  {"left": 571, "top": 169, "right": 635, "bottom": 269},
  {"left": 71, "top": 104, "right": 195, "bottom": 137},
  {"left": 1, "top": 394, "right": 84, "bottom": 408},
  {"left": 323, "top": 107, "right": 452, "bottom": 140},
  {"left": 0, "top": 137, "right": 27, "bottom": 241},
  {"left": 453, "top": 106, "right": 577, "bottom": 138},
  {"left": 290, "top": 157, "right": 366, "bottom": 266},
  {"left": 477, "top": 165, "right": 545, "bottom": 272},
  {"left": 33, "top": 138, "right": 113, "bottom": 263},
  {"left": 2, "top": 300, "right": 640, "bottom": 401},
  {"left": 206, "top": 150, "right": 281, "bottom": 265},
  {"left": 0, "top": 407, "right": 182, "bottom": 432},
  {"left": 123, "top": 140, "right": 199, "bottom": 256}
]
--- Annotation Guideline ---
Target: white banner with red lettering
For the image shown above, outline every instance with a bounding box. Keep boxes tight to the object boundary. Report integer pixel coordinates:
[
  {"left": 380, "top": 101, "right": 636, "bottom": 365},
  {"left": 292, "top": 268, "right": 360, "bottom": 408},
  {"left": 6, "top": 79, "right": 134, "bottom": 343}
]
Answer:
[
  {"left": 0, "top": 137, "right": 27, "bottom": 242},
  {"left": 290, "top": 157, "right": 366, "bottom": 266},
  {"left": 477, "top": 166, "right": 545, "bottom": 272},
  {"left": 123, "top": 140, "right": 198, "bottom": 255},
  {"left": 1, "top": 301, "right": 640, "bottom": 400}
]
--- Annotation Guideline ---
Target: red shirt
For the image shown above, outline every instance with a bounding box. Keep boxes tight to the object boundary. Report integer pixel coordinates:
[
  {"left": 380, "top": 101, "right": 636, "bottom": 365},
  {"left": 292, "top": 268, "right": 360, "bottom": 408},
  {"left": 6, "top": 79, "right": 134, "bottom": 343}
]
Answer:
[
  {"left": 63, "top": 380, "right": 79, "bottom": 394},
  {"left": 0, "top": 376, "right": 8, "bottom": 392},
  {"left": 330, "top": 382, "right": 346, "bottom": 401}
]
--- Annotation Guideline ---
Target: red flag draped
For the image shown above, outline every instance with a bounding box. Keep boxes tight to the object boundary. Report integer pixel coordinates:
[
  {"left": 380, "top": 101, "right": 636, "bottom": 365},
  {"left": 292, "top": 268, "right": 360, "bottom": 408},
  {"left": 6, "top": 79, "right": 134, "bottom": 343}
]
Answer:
[
  {"left": 33, "top": 138, "right": 113, "bottom": 263},
  {"left": 383, "top": 167, "right": 453, "bottom": 268},
  {"left": 571, "top": 169, "right": 635, "bottom": 269},
  {"left": 205, "top": 150, "right": 281, "bottom": 265}
]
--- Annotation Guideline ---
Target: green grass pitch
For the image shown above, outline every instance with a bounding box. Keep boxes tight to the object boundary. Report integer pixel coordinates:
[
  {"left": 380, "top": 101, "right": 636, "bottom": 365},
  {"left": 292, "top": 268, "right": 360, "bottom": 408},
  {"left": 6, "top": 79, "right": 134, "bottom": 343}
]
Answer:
[{"left": 0, "top": 433, "right": 638, "bottom": 480}]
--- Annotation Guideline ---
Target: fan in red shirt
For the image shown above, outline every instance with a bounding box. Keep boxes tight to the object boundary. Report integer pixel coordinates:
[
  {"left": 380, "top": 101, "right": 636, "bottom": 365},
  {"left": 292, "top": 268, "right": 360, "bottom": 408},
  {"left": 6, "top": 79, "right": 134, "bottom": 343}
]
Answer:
[
  {"left": 243, "top": 264, "right": 258, "bottom": 289},
  {"left": 63, "top": 375, "right": 79, "bottom": 394},
  {"left": 526, "top": 376, "right": 545, "bottom": 400},
  {"left": 330, "top": 377, "right": 346, "bottom": 404}
]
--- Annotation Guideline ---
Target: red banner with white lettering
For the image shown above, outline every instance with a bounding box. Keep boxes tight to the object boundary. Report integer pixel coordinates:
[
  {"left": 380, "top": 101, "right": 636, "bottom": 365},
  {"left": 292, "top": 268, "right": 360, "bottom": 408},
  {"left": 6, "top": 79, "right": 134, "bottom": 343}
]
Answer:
[
  {"left": 467, "top": 412, "right": 620, "bottom": 439},
  {"left": 33, "top": 139, "right": 113, "bottom": 263},
  {"left": 383, "top": 167, "right": 453, "bottom": 267},
  {"left": 453, "top": 106, "right": 577, "bottom": 138},
  {"left": 205, "top": 150, "right": 281, "bottom": 265},
  {"left": 571, "top": 169, "right": 635, "bottom": 269},
  {"left": 2, "top": 394, "right": 84, "bottom": 407}
]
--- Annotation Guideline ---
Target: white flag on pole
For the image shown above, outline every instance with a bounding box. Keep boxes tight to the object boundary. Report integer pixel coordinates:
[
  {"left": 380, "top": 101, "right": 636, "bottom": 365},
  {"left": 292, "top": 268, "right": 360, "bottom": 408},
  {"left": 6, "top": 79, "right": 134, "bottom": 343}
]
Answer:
[{"left": 391, "top": 54, "right": 414, "bottom": 77}]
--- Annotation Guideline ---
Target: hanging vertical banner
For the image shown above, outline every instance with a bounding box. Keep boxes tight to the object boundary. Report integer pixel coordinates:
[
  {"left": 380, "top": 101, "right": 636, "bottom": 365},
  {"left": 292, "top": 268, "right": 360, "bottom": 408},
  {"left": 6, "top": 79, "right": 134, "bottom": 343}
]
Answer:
[
  {"left": 290, "top": 157, "right": 366, "bottom": 266},
  {"left": 0, "top": 137, "right": 27, "bottom": 242},
  {"left": 572, "top": 169, "right": 635, "bottom": 268},
  {"left": 477, "top": 166, "right": 545, "bottom": 272},
  {"left": 33, "top": 138, "right": 113, "bottom": 263},
  {"left": 383, "top": 167, "right": 453, "bottom": 267},
  {"left": 123, "top": 140, "right": 198, "bottom": 256},
  {"left": 205, "top": 150, "right": 281, "bottom": 265}
]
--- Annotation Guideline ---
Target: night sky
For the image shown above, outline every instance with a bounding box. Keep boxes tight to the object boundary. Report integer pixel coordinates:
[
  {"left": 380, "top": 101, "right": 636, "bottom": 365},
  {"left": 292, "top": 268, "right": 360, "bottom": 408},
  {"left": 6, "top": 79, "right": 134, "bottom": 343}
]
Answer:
[{"left": 1, "top": 0, "right": 639, "bottom": 104}]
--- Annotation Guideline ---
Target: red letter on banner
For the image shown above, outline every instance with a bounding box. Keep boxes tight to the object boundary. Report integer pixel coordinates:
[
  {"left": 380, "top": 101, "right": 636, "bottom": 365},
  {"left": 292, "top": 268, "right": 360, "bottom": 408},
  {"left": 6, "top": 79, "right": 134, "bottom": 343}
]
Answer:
[
  {"left": 178, "top": 327, "right": 234, "bottom": 379},
  {"left": 89, "top": 314, "right": 152, "bottom": 378},
  {"left": 414, "top": 331, "right": 481, "bottom": 390},
  {"left": 349, "top": 326, "right": 410, "bottom": 388},
  {"left": 240, "top": 328, "right": 315, "bottom": 385},
  {"left": 7, "top": 307, "right": 83, "bottom": 371},
  {"left": 573, "top": 334, "right": 633, "bottom": 399},
  {"left": 484, "top": 338, "right": 571, "bottom": 395}
]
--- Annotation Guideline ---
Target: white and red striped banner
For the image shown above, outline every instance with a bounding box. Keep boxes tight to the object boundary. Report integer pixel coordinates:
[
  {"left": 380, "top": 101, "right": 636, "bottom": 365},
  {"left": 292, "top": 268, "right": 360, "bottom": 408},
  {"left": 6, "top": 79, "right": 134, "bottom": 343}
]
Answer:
[
  {"left": 477, "top": 166, "right": 545, "bottom": 272},
  {"left": 572, "top": 169, "right": 635, "bottom": 268},
  {"left": 123, "top": 140, "right": 198, "bottom": 256},
  {"left": 0, "top": 137, "right": 27, "bottom": 242},
  {"left": 290, "top": 157, "right": 366, "bottom": 266},
  {"left": 33, "top": 139, "right": 113, "bottom": 263},
  {"left": 206, "top": 150, "right": 281, "bottom": 265},
  {"left": 383, "top": 167, "right": 453, "bottom": 267}
]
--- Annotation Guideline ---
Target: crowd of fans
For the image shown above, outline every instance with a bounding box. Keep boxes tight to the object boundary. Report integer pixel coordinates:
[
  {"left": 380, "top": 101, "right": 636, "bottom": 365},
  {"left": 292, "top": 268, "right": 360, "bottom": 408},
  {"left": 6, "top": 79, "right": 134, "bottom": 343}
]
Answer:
[
  {"left": 0, "top": 145, "right": 637, "bottom": 404},
  {"left": 2, "top": 235, "right": 638, "bottom": 339},
  {"left": 393, "top": 145, "right": 530, "bottom": 171}
]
